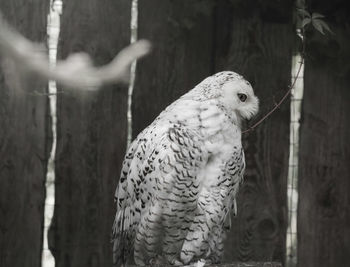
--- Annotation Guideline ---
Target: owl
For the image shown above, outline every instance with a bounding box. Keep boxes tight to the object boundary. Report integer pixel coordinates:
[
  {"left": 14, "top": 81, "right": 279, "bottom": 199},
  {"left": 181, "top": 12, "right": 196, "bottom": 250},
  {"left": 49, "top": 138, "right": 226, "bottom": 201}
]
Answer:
[{"left": 112, "top": 71, "right": 259, "bottom": 266}]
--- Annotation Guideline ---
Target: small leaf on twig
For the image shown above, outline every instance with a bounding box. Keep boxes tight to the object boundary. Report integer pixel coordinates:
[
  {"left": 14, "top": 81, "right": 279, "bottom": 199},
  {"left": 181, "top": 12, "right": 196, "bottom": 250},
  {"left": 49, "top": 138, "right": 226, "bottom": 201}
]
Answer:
[
  {"left": 312, "top": 19, "right": 325, "bottom": 34},
  {"left": 300, "top": 12, "right": 334, "bottom": 35},
  {"left": 301, "top": 18, "right": 311, "bottom": 28},
  {"left": 311, "top": 17, "right": 333, "bottom": 35},
  {"left": 312, "top": 12, "right": 325, "bottom": 19},
  {"left": 315, "top": 19, "right": 334, "bottom": 34}
]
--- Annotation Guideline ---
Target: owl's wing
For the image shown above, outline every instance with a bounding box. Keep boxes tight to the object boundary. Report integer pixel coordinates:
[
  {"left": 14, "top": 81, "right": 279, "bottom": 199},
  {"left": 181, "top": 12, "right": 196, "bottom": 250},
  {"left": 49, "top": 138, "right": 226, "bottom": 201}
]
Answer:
[
  {"left": 112, "top": 136, "right": 141, "bottom": 266},
  {"left": 180, "top": 147, "right": 245, "bottom": 264},
  {"left": 222, "top": 147, "right": 245, "bottom": 230},
  {"left": 112, "top": 123, "right": 207, "bottom": 266}
]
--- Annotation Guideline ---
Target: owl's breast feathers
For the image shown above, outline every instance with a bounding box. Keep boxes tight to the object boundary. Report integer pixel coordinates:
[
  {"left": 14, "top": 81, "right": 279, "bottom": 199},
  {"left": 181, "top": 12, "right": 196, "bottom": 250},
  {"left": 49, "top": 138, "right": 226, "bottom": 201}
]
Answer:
[{"left": 112, "top": 97, "right": 245, "bottom": 266}]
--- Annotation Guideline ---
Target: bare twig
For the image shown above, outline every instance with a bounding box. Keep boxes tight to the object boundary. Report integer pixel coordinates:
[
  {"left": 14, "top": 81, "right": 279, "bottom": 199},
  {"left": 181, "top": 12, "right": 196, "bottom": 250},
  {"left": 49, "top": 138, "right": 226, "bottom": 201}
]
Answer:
[
  {"left": 0, "top": 11, "right": 151, "bottom": 90},
  {"left": 242, "top": 57, "right": 304, "bottom": 134}
]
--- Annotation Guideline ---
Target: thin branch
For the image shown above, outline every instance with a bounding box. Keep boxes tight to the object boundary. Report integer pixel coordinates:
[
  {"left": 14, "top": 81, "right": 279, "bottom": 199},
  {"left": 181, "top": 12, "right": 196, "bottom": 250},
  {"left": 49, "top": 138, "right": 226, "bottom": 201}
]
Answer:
[
  {"left": 242, "top": 57, "right": 304, "bottom": 134},
  {"left": 0, "top": 11, "right": 151, "bottom": 90}
]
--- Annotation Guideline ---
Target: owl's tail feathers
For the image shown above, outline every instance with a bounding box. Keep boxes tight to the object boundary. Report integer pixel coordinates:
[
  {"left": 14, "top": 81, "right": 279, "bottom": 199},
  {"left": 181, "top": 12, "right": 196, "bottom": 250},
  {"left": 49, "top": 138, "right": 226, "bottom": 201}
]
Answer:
[
  {"left": 112, "top": 225, "right": 134, "bottom": 267},
  {"left": 112, "top": 232, "right": 133, "bottom": 267},
  {"left": 112, "top": 232, "right": 125, "bottom": 267},
  {"left": 112, "top": 210, "right": 134, "bottom": 267}
]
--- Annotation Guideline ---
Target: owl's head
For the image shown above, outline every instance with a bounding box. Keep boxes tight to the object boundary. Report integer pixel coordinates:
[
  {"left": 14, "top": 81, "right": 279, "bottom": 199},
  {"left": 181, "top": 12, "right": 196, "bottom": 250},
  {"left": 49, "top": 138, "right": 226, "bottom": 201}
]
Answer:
[
  {"left": 218, "top": 72, "right": 259, "bottom": 121},
  {"left": 187, "top": 71, "right": 259, "bottom": 123}
]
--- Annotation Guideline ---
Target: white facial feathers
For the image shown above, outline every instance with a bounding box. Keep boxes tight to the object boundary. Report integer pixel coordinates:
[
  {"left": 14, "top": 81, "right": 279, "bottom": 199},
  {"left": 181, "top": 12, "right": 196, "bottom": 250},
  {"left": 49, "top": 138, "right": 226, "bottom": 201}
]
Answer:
[
  {"left": 221, "top": 79, "right": 259, "bottom": 120},
  {"left": 186, "top": 71, "right": 259, "bottom": 122}
]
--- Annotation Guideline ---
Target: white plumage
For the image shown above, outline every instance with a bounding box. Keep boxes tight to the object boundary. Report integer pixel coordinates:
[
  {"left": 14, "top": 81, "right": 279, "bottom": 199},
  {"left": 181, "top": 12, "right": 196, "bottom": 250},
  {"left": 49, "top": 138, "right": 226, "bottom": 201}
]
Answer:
[{"left": 112, "top": 71, "right": 259, "bottom": 266}]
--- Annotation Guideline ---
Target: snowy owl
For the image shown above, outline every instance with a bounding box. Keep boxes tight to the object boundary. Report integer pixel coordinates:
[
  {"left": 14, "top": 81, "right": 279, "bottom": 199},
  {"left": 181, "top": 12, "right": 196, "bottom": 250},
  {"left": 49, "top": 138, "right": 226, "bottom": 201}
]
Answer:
[{"left": 112, "top": 71, "right": 259, "bottom": 266}]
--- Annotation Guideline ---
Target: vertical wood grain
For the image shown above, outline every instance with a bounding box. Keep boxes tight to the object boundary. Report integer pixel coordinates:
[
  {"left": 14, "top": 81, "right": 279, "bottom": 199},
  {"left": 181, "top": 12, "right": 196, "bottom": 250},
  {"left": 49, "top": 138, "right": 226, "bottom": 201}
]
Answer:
[
  {"left": 132, "top": 0, "right": 215, "bottom": 138},
  {"left": 0, "top": 1, "right": 50, "bottom": 267},
  {"left": 298, "top": 1, "right": 350, "bottom": 266},
  {"left": 214, "top": 0, "right": 294, "bottom": 264},
  {"left": 49, "top": 1, "right": 130, "bottom": 267}
]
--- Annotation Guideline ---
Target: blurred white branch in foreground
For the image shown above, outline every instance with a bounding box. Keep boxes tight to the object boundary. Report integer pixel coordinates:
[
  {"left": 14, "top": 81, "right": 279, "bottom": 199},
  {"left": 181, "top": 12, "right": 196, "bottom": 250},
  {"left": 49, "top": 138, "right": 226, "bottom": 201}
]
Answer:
[{"left": 0, "top": 11, "right": 151, "bottom": 90}]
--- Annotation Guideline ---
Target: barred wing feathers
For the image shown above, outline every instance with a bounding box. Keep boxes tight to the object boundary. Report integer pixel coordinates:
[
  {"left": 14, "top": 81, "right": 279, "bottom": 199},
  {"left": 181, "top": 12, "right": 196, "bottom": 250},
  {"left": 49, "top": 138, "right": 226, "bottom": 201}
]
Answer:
[{"left": 112, "top": 119, "right": 208, "bottom": 266}]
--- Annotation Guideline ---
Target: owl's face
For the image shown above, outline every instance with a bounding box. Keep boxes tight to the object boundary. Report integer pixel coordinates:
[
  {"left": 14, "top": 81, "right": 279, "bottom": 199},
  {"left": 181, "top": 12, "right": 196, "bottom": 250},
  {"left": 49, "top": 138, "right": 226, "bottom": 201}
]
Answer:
[{"left": 221, "top": 79, "right": 259, "bottom": 121}]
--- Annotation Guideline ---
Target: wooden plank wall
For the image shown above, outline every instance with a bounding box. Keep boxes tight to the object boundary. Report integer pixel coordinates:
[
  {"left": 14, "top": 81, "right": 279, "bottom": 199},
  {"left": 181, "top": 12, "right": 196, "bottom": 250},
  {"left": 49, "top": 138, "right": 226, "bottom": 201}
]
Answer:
[
  {"left": 0, "top": 1, "right": 50, "bottom": 267},
  {"left": 298, "top": 1, "right": 350, "bottom": 266},
  {"left": 48, "top": 1, "right": 130, "bottom": 267},
  {"left": 214, "top": 1, "right": 294, "bottom": 264},
  {"left": 9, "top": 1, "right": 350, "bottom": 267},
  {"left": 132, "top": 0, "right": 215, "bottom": 138}
]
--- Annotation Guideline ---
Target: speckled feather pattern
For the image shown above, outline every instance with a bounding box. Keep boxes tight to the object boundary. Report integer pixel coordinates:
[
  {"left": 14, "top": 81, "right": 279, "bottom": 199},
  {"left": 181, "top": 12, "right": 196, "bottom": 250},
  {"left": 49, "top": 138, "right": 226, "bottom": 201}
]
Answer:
[{"left": 112, "top": 72, "right": 258, "bottom": 266}]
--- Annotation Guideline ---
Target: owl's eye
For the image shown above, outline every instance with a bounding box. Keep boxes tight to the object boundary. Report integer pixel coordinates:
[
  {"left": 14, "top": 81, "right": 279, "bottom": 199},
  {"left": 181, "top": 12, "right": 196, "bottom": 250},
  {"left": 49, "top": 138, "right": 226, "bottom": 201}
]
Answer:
[{"left": 238, "top": 93, "right": 247, "bottom": 102}]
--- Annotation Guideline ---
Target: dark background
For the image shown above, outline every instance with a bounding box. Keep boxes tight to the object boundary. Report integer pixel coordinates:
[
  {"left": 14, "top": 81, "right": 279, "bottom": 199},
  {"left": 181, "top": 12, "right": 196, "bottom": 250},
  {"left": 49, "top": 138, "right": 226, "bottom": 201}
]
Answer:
[{"left": 0, "top": 0, "right": 349, "bottom": 267}]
